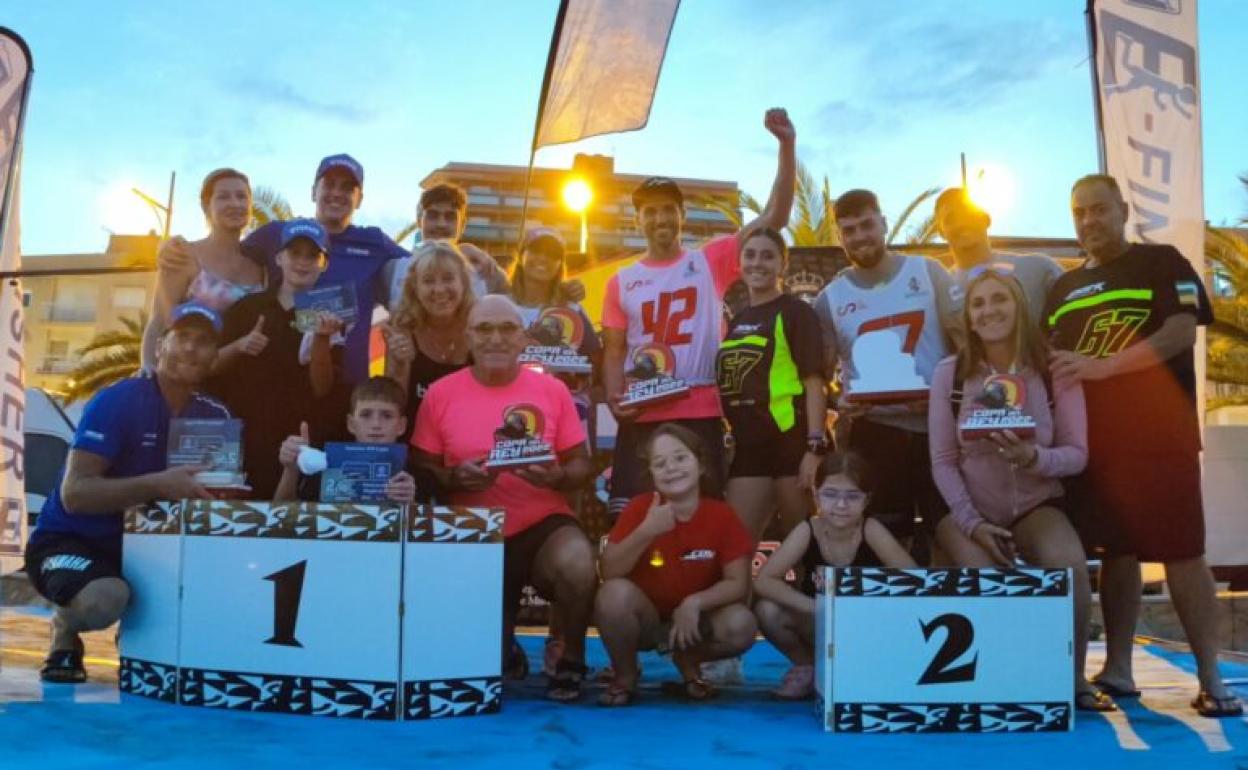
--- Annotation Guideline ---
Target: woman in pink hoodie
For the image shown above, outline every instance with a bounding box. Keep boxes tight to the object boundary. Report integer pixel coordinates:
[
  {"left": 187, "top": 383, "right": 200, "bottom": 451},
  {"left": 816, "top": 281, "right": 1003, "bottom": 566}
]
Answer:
[{"left": 928, "top": 267, "right": 1114, "bottom": 713}]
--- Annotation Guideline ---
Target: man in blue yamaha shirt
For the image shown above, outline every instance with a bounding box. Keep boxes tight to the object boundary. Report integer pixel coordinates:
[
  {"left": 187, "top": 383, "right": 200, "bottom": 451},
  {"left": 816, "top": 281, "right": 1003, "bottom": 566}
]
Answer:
[
  {"left": 24, "top": 302, "right": 231, "bottom": 683},
  {"left": 240, "top": 154, "right": 407, "bottom": 383}
]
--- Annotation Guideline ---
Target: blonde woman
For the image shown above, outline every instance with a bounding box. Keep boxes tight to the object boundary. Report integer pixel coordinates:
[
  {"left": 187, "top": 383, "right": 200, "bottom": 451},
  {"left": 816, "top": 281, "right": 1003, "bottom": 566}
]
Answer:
[{"left": 384, "top": 241, "right": 476, "bottom": 441}]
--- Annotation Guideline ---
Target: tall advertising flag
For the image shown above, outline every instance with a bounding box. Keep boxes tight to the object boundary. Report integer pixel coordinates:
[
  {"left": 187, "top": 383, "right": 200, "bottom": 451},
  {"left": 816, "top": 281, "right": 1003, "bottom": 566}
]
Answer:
[
  {"left": 1088, "top": 1, "right": 1203, "bottom": 274},
  {"left": 0, "top": 28, "right": 32, "bottom": 568},
  {"left": 532, "top": 0, "right": 681, "bottom": 149}
]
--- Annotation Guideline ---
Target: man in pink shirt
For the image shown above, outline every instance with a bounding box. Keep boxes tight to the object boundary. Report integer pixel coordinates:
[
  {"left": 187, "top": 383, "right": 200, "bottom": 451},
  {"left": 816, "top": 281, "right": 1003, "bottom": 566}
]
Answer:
[
  {"left": 602, "top": 108, "right": 798, "bottom": 517},
  {"left": 412, "top": 295, "right": 595, "bottom": 702}
]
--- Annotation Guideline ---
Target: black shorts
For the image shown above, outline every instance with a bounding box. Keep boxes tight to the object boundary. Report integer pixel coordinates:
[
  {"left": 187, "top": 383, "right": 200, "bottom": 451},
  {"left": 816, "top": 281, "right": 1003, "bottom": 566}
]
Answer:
[
  {"left": 24, "top": 533, "right": 123, "bottom": 607},
  {"left": 844, "top": 418, "right": 948, "bottom": 539},
  {"left": 503, "top": 514, "right": 585, "bottom": 625},
  {"left": 1069, "top": 452, "right": 1205, "bottom": 562},
  {"left": 608, "top": 418, "right": 726, "bottom": 517},
  {"left": 728, "top": 425, "right": 806, "bottom": 479}
]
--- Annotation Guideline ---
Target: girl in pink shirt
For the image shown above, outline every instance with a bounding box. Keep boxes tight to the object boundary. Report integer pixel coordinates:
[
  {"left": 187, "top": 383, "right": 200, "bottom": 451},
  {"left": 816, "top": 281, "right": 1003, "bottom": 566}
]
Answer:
[{"left": 927, "top": 268, "right": 1113, "bottom": 712}]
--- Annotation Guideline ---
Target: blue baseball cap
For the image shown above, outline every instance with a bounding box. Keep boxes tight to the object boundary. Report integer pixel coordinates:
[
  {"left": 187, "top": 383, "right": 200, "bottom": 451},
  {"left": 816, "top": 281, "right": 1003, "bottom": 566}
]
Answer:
[
  {"left": 279, "top": 218, "right": 330, "bottom": 253},
  {"left": 315, "top": 153, "right": 363, "bottom": 187},
  {"left": 169, "top": 301, "right": 223, "bottom": 335}
]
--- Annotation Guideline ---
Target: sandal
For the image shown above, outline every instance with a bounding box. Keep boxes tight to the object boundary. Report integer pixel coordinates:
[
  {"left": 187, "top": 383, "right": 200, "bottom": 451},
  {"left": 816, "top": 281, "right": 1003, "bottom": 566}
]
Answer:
[
  {"left": 1191, "top": 690, "right": 1244, "bottom": 718},
  {"left": 1075, "top": 689, "right": 1118, "bottom": 712},
  {"left": 1090, "top": 675, "right": 1140, "bottom": 698},
  {"left": 546, "top": 659, "right": 588, "bottom": 702},
  {"left": 660, "top": 677, "right": 718, "bottom": 701},
  {"left": 40, "top": 637, "right": 86, "bottom": 684},
  {"left": 597, "top": 681, "right": 636, "bottom": 707}
]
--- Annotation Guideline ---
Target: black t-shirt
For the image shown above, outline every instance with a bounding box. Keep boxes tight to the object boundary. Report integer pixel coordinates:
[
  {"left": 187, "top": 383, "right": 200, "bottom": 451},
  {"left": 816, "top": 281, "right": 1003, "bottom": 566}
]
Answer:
[
  {"left": 717, "top": 294, "right": 824, "bottom": 441},
  {"left": 1042, "top": 243, "right": 1212, "bottom": 453},
  {"left": 401, "top": 349, "right": 469, "bottom": 445},
  {"left": 214, "top": 289, "right": 343, "bottom": 497}
]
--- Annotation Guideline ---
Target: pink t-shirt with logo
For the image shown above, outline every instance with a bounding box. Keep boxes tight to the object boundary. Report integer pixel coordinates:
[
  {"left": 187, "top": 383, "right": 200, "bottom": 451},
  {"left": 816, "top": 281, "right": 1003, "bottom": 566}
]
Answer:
[
  {"left": 602, "top": 235, "right": 741, "bottom": 422},
  {"left": 412, "top": 367, "right": 587, "bottom": 537}
]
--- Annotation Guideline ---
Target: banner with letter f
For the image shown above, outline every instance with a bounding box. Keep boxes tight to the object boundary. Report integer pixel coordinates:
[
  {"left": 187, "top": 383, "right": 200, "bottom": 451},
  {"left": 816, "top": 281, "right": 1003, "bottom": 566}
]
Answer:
[
  {"left": 1088, "top": 0, "right": 1203, "bottom": 275},
  {"left": 0, "top": 27, "right": 32, "bottom": 569}
]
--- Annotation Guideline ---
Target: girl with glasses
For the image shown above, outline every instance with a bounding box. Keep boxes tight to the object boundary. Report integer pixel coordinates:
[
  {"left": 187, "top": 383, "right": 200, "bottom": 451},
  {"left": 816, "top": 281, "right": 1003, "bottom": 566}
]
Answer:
[{"left": 752, "top": 451, "right": 913, "bottom": 699}]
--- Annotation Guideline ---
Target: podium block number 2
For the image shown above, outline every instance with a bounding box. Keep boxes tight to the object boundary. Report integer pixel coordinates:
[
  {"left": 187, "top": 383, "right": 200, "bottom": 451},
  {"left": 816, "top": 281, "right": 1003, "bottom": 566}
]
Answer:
[
  {"left": 265, "top": 560, "right": 307, "bottom": 648},
  {"left": 917, "top": 613, "right": 977, "bottom": 685}
]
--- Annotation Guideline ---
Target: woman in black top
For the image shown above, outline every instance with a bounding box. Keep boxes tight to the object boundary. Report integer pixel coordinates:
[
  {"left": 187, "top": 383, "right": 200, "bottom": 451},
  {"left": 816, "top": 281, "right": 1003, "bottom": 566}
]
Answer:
[
  {"left": 753, "top": 451, "right": 912, "bottom": 699},
  {"left": 717, "top": 229, "right": 826, "bottom": 540},
  {"left": 384, "top": 241, "right": 475, "bottom": 443}
]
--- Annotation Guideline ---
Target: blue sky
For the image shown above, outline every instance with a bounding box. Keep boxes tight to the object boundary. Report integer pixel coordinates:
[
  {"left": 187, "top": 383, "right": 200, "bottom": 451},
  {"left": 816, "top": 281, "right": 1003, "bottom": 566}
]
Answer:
[{"left": 8, "top": 0, "right": 1247, "bottom": 256}]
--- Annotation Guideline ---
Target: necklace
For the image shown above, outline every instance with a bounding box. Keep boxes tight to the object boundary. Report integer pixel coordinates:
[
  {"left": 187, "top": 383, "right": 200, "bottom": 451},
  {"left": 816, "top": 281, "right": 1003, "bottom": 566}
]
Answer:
[{"left": 420, "top": 326, "right": 461, "bottom": 363}]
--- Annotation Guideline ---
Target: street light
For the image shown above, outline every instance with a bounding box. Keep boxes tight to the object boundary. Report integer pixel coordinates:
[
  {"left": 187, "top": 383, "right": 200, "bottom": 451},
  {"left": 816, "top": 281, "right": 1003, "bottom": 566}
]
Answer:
[{"left": 561, "top": 178, "right": 593, "bottom": 253}]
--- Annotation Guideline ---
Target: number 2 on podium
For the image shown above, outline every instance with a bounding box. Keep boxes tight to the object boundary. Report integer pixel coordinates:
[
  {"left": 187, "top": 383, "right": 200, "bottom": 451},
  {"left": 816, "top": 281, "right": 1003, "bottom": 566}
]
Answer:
[{"left": 917, "top": 613, "right": 977, "bottom": 685}]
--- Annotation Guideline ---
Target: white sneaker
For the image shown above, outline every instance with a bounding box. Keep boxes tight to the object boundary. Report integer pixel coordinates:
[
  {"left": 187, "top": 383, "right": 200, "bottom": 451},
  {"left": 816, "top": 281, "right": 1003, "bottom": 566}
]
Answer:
[{"left": 699, "top": 656, "right": 745, "bottom": 685}]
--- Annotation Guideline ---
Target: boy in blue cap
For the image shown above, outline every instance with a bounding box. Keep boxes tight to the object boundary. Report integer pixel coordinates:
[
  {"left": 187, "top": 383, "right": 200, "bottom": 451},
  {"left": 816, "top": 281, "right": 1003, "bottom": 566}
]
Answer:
[
  {"left": 214, "top": 218, "right": 344, "bottom": 498},
  {"left": 25, "top": 302, "right": 231, "bottom": 683}
]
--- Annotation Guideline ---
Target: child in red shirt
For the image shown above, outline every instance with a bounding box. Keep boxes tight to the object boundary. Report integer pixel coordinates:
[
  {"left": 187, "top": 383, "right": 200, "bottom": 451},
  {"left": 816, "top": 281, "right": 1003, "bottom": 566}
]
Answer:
[{"left": 596, "top": 424, "right": 756, "bottom": 706}]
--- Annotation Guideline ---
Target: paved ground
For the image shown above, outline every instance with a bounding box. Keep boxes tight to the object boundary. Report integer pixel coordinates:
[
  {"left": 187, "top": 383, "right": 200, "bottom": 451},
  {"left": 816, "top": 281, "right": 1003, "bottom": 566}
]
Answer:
[{"left": 2, "top": 606, "right": 1246, "bottom": 770}]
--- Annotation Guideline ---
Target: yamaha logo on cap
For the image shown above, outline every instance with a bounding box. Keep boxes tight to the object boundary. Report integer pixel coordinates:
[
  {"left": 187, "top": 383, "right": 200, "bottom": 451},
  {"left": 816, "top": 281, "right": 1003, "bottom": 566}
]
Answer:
[
  {"left": 315, "top": 153, "right": 364, "bottom": 187},
  {"left": 280, "top": 218, "right": 330, "bottom": 253}
]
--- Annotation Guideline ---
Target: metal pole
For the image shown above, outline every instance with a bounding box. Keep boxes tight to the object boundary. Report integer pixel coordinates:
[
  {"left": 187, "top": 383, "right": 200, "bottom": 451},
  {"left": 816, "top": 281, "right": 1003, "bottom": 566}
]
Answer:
[
  {"left": 517, "top": 0, "right": 571, "bottom": 253},
  {"left": 580, "top": 209, "right": 588, "bottom": 253},
  {"left": 960, "top": 152, "right": 967, "bottom": 188},
  {"left": 1085, "top": 0, "right": 1108, "bottom": 173},
  {"left": 164, "top": 170, "right": 176, "bottom": 241}
]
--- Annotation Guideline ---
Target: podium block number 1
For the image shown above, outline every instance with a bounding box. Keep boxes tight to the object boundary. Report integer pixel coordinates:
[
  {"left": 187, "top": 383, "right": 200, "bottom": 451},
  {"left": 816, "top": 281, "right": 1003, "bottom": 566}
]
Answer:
[
  {"left": 264, "top": 560, "right": 307, "bottom": 648},
  {"left": 917, "top": 613, "right": 977, "bottom": 685}
]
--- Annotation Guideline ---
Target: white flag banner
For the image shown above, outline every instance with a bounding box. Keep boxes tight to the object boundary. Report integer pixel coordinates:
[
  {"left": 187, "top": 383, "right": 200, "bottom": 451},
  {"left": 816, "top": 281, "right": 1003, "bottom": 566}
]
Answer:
[
  {"left": 0, "top": 28, "right": 32, "bottom": 566},
  {"left": 1091, "top": 0, "right": 1203, "bottom": 272},
  {"left": 534, "top": 0, "right": 680, "bottom": 149}
]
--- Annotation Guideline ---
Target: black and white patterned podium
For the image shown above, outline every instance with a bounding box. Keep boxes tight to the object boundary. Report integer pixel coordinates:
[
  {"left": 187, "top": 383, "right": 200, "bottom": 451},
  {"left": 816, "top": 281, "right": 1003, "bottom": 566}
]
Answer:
[
  {"left": 815, "top": 567, "right": 1074, "bottom": 733},
  {"left": 118, "top": 501, "right": 502, "bottom": 721}
]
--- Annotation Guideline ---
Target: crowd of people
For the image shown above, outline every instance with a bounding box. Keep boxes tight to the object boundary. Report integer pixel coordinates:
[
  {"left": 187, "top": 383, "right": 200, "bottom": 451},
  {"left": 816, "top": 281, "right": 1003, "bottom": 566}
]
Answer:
[{"left": 19, "top": 109, "right": 1242, "bottom": 718}]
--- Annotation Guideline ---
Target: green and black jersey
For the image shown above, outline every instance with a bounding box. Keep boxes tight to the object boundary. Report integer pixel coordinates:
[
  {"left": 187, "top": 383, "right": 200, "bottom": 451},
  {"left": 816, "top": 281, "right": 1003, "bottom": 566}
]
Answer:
[
  {"left": 1043, "top": 243, "right": 1212, "bottom": 453},
  {"left": 717, "top": 294, "right": 824, "bottom": 442}
]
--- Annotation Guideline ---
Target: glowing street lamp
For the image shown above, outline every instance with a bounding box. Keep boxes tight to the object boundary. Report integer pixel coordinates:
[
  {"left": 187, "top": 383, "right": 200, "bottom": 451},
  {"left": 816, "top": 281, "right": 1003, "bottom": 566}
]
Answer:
[{"left": 561, "top": 178, "right": 593, "bottom": 253}]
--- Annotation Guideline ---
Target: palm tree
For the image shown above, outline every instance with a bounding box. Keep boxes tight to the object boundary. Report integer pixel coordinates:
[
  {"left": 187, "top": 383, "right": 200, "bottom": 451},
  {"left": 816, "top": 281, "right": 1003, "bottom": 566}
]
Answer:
[
  {"left": 60, "top": 312, "right": 145, "bottom": 405},
  {"left": 1205, "top": 225, "right": 1248, "bottom": 410},
  {"left": 248, "top": 186, "right": 294, "bottom": 233},
  {"left": 695, "top": 161, "right": 940, "bottom": 247}
]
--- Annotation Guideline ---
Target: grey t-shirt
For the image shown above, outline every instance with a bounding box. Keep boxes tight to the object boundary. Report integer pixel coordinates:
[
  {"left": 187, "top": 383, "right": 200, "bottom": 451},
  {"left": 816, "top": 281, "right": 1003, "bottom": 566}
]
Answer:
[{"left": 948, "top": 251, "right": 1064, "bottom": 330}]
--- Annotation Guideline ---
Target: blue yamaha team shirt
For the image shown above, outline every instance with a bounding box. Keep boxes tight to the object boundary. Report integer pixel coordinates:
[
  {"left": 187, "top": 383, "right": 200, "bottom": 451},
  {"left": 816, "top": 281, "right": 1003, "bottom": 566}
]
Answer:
[
  {"left": 29, "top": 373, "right": 231, "bottom": 550},
  {"left": 243, "top": 221, "right": 407, "bottom": 383}
]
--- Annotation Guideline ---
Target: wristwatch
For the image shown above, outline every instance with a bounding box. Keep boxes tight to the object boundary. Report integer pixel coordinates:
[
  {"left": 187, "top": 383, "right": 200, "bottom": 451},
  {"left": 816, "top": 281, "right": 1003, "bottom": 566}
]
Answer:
[{"left": 806, "top": 435, "right": 829, "bottom": 456}]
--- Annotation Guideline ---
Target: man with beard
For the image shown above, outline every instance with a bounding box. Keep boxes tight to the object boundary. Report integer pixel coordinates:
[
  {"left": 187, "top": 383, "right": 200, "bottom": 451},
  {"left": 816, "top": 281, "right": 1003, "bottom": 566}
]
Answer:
[
  {"left": 812, "top": 189, "right": 958, "bottom": 558},
  {"left": 1043, "top": 174, "right": 1241, "bottom": 718},
  {"left": 24, "top": 303, "right": 230, "bottom": 683},
  {"left": 601, "top": 108, "right": 797, "bottom": 519}
]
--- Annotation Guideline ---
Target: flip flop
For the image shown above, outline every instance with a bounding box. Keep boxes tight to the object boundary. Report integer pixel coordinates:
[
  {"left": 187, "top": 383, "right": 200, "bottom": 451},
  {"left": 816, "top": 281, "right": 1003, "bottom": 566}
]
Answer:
[
  {"left": 546, "top": 660, "right": 587, "bottom": 703},
  {"left": 1090, "top": 676, "right": 1140, "bottom": 698},
  {"left": 597, "top": 682, "right": 636, "bottom": 707},
  {"left": 1075, "top": 689, "right": 1118, "bottom": 712},
  {"left": 660, "top": 678, "right": 718, "bottom": 701},
  {"left": 1191, "top": 691, "right": 1244, "bottom": 718}
]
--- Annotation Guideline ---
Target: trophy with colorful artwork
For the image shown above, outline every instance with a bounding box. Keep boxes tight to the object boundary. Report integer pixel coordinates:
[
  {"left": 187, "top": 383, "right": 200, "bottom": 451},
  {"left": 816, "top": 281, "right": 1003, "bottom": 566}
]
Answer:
[
  {"left": 959, "top": 373, "right": 1037, "bottom": 441},
  {"left": 619, "top": 342, "right": 689, "bottom": 408},
  {"left": 486, "top": 404, "right": 556, "bottom": 469},
  {"left": 518, "top": 307, "right": 592, "bottom": 374}
]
